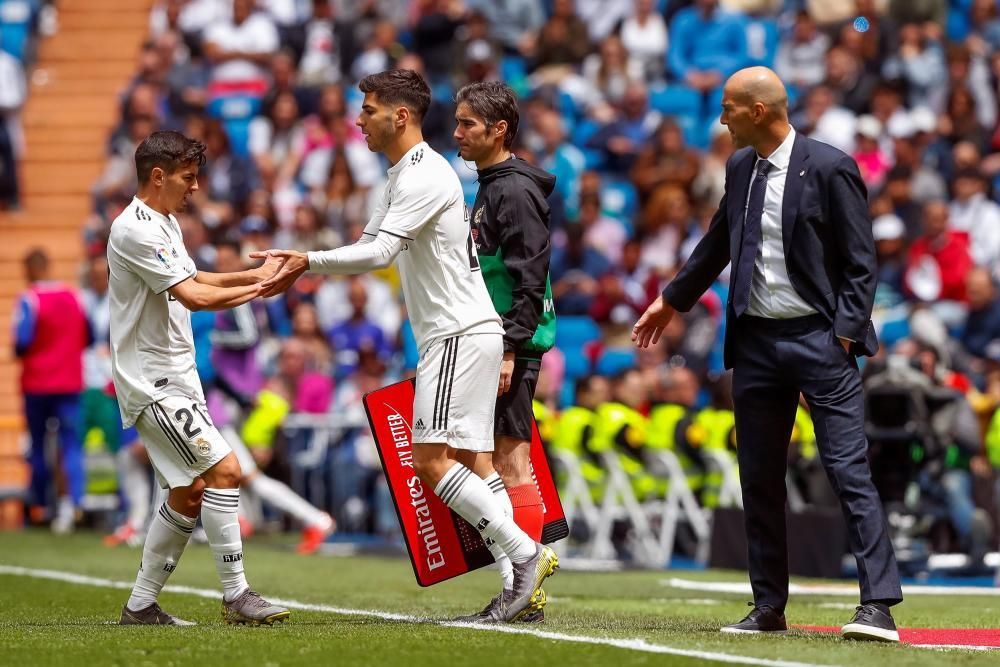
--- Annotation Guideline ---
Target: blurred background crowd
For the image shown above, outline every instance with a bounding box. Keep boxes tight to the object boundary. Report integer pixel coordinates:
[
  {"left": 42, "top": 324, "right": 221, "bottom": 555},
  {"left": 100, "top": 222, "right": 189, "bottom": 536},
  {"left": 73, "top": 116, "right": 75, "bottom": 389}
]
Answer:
[{"left": 8, "top": 0, "right": 1000, "bottom": 574}]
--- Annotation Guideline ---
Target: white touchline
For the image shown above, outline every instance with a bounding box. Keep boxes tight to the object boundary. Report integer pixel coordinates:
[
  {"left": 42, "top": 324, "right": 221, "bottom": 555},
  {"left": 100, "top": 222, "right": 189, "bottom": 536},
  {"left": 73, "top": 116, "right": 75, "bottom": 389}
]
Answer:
[
  {"left": 663, "top": 578, "right": 1000, "bottom": 597},
  {"left": 0, "top": 564, "right": 837, "bottom": 667}
]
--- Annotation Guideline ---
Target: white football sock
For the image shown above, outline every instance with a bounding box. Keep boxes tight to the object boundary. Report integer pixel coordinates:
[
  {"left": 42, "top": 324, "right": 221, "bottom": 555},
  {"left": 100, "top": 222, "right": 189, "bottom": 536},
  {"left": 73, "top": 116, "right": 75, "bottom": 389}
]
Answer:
[
  {"left": 126, "top": 502, "right": 195, "bottom": 611},
  {"left": 201, "top": 488, "right": 249, "bottom": 601},
  {"left": 248, "top": 474, "right": 328, "bottom": 527},
  {"left": 484, "top": 472, "right": 514, "bottom": 590},
  {"left": 117, "top": 448, "right": 151, "bottom": 529},
  {"left": 434, "top": 464, "right": 535, "bottom": 564}
]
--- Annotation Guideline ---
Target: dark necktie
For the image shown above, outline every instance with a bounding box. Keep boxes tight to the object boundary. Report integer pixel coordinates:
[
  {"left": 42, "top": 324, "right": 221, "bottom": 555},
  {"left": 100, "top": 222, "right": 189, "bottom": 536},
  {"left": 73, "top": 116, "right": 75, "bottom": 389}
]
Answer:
[{"left": 732, "top": 159, "right": 772, "bottom": 318}]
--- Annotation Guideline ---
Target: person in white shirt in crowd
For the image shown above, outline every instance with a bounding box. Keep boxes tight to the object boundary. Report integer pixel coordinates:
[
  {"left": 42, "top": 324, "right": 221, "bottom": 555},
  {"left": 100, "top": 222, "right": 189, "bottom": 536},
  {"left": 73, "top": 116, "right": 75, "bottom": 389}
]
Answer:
[
  {"left": 203, "top": 0, "right": 280, "bottom": 85},
  {"left": 619, "top": 0, "right": 668, "bottom": 81}
]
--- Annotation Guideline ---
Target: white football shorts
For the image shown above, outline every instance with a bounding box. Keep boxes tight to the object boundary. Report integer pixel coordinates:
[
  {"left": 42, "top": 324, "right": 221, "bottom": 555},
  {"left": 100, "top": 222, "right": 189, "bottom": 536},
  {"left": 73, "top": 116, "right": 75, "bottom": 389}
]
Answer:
[
  {"left": 412, "top": 332, "right": 503, "bottom": 452},
  {"left": 135, "top": 395, "right": 233, "bottom": 489}
]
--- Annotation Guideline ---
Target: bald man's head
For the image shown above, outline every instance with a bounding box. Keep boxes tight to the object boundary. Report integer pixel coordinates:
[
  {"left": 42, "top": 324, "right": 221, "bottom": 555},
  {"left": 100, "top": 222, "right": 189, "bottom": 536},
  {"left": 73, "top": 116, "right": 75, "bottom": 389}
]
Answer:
[
  {"left": 727, "top": 67, "right": 788, "bottom": 112},
  {"left": 719, "top": 67, "right": 790, "bottom": 151}
]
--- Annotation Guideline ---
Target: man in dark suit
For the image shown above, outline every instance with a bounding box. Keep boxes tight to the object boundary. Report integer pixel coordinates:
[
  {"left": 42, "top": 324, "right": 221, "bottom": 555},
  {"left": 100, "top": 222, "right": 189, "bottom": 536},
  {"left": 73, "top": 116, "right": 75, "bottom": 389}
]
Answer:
[{"left": 633, "top": 67, "right": 902, "bottom": 642}]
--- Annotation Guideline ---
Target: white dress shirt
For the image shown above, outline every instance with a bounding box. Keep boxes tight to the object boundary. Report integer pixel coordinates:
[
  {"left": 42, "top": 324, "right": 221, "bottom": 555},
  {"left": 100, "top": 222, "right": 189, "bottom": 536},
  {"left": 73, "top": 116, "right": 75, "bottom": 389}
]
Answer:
[{"left": 745, "top": 127, "right": 818, "bottom": 319}]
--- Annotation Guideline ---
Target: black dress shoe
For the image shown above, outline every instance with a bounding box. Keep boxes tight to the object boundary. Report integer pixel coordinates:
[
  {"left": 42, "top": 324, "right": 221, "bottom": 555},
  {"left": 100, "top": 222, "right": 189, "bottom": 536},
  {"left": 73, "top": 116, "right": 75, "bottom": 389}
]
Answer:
[
  {"left": 841, "top": 603, "right": 899, "bottom": 642},
  {"left": 720, "top": 603, "right": 787, "bottom": 634}
]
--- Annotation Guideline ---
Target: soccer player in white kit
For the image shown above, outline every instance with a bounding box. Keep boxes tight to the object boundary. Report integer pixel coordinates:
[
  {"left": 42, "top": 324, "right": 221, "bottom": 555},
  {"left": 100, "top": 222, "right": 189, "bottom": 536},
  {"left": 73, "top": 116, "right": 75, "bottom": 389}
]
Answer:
[
  {"left": 108, "top": 131, "right": 290, "bottom": 626},
  {"left": 253, "top": 70, "right": 558, "bottom": 623}
]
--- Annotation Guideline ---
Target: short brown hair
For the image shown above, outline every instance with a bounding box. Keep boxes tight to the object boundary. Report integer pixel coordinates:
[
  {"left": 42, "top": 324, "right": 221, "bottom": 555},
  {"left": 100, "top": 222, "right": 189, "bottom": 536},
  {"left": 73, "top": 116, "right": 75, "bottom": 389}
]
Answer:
[
  {"left": 359, "top": 69, "right": 431, "bottom": 121},
  {"left": 134, "top": 131, "right": 207, "bottom": 184},
  {"left": 455, "top": 81, "right": 520, "bottom": 149}
]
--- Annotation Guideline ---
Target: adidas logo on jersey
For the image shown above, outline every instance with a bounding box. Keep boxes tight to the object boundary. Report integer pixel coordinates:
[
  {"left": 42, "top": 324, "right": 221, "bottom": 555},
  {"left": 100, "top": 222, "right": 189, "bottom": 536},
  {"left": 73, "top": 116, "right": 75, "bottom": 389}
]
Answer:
[
  {"left": 409, "top": 148, "right": 424, "bottom": 165},
  {"left": 414, "top": 418, "right": 426, "bottom": 430}
]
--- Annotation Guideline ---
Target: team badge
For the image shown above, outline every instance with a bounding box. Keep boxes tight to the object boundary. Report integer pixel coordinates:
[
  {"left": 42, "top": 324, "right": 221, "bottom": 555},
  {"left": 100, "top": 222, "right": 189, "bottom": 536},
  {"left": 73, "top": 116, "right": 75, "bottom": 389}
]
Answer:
[
  {"left": 194, "top": 438, "right": 212, "bottom": 456},
  {"left": 471, "top": 207, "right": 484, "bottom": 241}
]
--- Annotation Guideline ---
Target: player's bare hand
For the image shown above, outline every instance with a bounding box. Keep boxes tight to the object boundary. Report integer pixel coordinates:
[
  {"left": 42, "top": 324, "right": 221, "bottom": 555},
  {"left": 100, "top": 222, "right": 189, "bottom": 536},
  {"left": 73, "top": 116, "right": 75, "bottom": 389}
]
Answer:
[
  {"left": 632, "top": 295, "right": 675, "bottom": 349},
  {"left": 253, "top": 250, "right": 288, "bottom": 282},
  {"left": 250, "top": 249, "right": 309, "bottom": 297},
  {"left": 497, "top": 352, "right": 515, "bottom": 396}
]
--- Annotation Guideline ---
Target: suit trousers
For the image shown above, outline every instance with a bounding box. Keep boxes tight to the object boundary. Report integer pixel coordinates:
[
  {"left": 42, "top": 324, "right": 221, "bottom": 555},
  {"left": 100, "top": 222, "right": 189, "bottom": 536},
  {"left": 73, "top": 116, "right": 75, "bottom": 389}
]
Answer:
[{"left": 731, "top": 314, "right": 902, "bottom": 611}]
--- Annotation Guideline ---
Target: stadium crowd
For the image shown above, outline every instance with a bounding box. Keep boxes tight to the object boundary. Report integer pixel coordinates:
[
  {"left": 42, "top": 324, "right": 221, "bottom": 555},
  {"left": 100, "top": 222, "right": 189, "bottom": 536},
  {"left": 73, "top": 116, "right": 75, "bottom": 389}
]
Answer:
[{"left": 11, "top": 0, "right": 1000, "bottom": 571}]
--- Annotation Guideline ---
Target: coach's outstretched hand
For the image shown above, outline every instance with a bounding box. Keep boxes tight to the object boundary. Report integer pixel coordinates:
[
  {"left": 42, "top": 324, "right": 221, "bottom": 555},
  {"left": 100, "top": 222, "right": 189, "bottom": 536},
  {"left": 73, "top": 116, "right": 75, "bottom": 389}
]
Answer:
[
  {"left": 632, "top": 295, "right": 675, "bottom": 348},
  {"left": 250, "top": 249, "right": 309, "bottom": 297}
]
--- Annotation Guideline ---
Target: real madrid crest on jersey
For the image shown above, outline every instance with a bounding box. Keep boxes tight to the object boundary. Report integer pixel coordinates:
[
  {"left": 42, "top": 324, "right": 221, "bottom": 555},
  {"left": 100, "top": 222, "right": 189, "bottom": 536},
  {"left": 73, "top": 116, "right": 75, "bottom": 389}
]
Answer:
[{"left": 471, "top": 206, "right": 484, "bottom": 246}]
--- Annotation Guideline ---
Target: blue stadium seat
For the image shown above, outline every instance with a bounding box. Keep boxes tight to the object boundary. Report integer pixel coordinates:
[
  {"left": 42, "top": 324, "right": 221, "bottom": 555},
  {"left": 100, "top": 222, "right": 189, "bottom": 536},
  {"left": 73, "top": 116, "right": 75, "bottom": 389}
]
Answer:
[
  {"left": 648, "top": 84, "right": 702, "bottom": 118},
  {"left": 207, "top": 94, "right": 263, "bottom": 158},
  {"left": 595, "top": 347, "right": 637, "bottom": 376},
  {"left": 555, "top": 315, "right": 601, "bottom": 350}
]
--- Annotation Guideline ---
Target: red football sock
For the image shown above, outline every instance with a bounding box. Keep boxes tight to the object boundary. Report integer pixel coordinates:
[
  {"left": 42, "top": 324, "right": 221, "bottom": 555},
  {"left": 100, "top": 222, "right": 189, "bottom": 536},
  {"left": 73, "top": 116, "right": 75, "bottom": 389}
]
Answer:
[{"left": 508, "top": 483, "right": 544, "bottom": 541}]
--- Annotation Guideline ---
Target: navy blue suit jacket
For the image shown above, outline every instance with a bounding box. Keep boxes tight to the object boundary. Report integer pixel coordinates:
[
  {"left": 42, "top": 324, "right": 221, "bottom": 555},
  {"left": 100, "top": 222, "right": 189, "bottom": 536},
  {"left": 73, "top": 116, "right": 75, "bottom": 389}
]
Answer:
[{"left": 662, "top": 133, "right": 879, "bottom": 369}]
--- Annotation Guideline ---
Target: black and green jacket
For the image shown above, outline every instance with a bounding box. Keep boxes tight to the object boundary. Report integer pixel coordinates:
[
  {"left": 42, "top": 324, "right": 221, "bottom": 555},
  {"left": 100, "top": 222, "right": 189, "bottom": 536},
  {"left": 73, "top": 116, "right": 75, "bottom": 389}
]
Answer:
[{"left": 472, "top": 157, "right": 556, "bottom": 360}]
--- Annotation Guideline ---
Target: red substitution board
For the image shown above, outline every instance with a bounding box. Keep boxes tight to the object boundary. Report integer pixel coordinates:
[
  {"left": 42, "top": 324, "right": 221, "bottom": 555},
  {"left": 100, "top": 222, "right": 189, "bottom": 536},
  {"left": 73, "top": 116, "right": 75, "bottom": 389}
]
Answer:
[{"left": 363, "top": 379, "right": 568, "bottom": 587}]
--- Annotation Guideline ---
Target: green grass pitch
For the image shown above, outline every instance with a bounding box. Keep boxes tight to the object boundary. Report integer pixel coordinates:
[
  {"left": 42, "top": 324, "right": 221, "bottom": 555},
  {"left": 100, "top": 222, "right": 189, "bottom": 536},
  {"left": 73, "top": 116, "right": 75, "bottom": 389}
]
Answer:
[{"left": 0, "top": 530, "right": 996, "bottom": 666}]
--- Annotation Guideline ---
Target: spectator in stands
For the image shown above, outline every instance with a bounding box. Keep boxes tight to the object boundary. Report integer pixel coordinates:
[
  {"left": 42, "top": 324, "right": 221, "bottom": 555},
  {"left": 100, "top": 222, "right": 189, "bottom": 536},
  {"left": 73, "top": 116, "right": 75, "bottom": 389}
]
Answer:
[
  {"left": 290, "top": 302, "right": 334, "bottom": 375},
  {"left": 194, "top": 118, "right": 259, "bottom": 228},
  {"left": 328, "top": 277, "right": 392, "bottom": 381},
  {"left": 582, "top": 33, "right": 643, "bottom": 120},
  {"left": 883, "top": 22, "right": 948, "bottom": 113},
  {"left": 576, "top": 192, "right": 626, "bottom": 266},
  {"left": 590, "top": 239, "right": 657, "bottom": 327},
  {"left": 574, "top": 0, "right": 632, "bottom": 43},
  {"left": 882, "top": 165, "right": 923, "bottom": 241},
  {"left": 949, "top": 168, "right": 1000, "bottom": 275},
  {"left": 963, "top": 267, "right": 1000, "bottom": 362},
  {"left": 92, "top": 114, "right": 159, "bottom": 207},
  {"left": 264, "top": 49, "right": 318, "bottom": 119},
  {"left": 904, "top": 200, "right": 974, "bottom": 303},
  {"left": 630, "top": 117, "right": 700, "bottom": 203},
  {"left": 872, "top": 213, "right": 908, "bottom": 301},
  {"left": 667, "top": 0, "right": 747, "bottom": 105},
  {"left": 311, "top": 150, "right": 371, "bottom": 235},
  {"left": 14, "top": 249, "right": 90, "bottom": 533},
  {"left": 886, "top": 111, "right": 949, "bottom": 206},
  {"left": 639, "top": 184, "right": 696, "bottom": 278},
  {"left": 968, "top": 0, "right": 1000, "bottom": 54},
  {"left": 249, "top": 90, "right": 304, "bottom": 190},
  {"left": 349, "top": 19, "right": 403, "bottom": 82},
  {"left": 586, "top": 80, "right": 660, "bottom": 175},
  {"left": 533, "top": 108, "right": 585, "bottom": 207},
  {"left": 691, "top": 123, "right": 734, "bottom": 209},
  {"left": 467, "top": 0, "right": 543, "bottom": 57},
  {"left": 945, "top": 43, "right": 996, "bottom": 133},
  {"left": 888, "top": 0, "right": 948, "bottom": 28},
  {"left": 824, "top": 45, "right": 878, "bottom": 115},
  {"left": 620, "top": 0, "right": 668, "bottom": 82},
  {"left": 411, "top": 0, "right": 465, "bottom": 84},
  {"left": 203, "top": 0, "right": 280, "bottom": 86},
  {"left": 274, "top": 202, "right": 342, "bottom": 252},
  {"left": 210, "top": 241, "right": 265, "bottom": 405},
  {"left": 533, "top": 0, "right": 589, "bottom": 72},
  {"left": 552, "top": 223, "right": 612, "bottom": 316},
  {"left": 852, "top": 115, "right": 891, "bottom": 189},
  {"left": 315, "top": 274, "right": 401, "bottom": 342},
  {"left": 774, "top": 10, "right": 829, "bottom": 91},
  {"left": 242, "top": 337, "right": 334, "bottom": 466},
  {"left": 0, "top": 33, "right": 26, "bottom": 208},
  {"left": 943, "top": 86, "right": 990, "bottom": 150},
  {"left": 794, "top": 83, "right": 856, "bottom": 153}
]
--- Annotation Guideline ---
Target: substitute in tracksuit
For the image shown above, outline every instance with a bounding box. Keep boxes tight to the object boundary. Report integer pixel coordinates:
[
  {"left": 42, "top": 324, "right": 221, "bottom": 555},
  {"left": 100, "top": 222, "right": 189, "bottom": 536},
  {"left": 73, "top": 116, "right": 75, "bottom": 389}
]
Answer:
[{"left": 453, "top": 81, "right": 557, "bottom": 622}]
